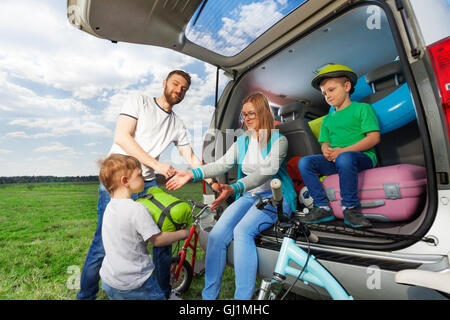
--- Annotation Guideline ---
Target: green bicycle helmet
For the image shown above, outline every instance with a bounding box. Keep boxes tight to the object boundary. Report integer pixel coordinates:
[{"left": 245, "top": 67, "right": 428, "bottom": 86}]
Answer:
[{"left": 311, "top": 64, "right": 358, "bottom": 93}]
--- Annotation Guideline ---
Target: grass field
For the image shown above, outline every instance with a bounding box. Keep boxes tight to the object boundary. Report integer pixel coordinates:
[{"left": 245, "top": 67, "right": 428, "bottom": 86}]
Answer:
[{"left": 0, "top": 182, "right": 236, "bottom": 300}]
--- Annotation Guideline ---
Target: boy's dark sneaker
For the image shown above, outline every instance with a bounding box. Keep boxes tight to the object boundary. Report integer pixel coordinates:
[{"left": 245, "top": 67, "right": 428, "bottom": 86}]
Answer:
[
  {"left": 343, "top": 207, "right": 372, "bottom": 228},
  {"left": 299, "top": 206, "right": 335, "bottom": 224}
]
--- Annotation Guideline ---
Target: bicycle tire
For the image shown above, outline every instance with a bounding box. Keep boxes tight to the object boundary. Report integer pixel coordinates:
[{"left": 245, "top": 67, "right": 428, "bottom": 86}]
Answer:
[{"left": 170, "top": 256, "right": 193, "bottom": 294}]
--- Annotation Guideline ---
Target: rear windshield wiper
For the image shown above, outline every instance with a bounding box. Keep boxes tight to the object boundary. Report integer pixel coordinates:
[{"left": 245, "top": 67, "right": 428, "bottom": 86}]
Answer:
[{"left": 192, "top": 0, "right": 209, "bottom": 26}]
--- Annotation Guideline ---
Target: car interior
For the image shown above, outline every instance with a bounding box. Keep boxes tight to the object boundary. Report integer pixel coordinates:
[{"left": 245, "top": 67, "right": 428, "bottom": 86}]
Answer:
[{"left": 204, "top": 5, "right": 430, "bottom": 249}]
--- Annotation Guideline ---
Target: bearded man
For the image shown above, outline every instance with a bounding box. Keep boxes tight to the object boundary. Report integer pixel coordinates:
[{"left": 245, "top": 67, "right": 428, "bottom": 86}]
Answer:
[{"left": 77, "top": 70, "right": 208, "bottom": 300}]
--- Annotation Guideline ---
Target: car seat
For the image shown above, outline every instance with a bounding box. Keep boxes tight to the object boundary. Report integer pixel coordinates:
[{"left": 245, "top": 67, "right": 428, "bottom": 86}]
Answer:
[
  {"left": 275, "top": 101, "right": 322, "bottom": 161},
  {"left": 360, "top": 61, "right": 425, "bottom": 167}
]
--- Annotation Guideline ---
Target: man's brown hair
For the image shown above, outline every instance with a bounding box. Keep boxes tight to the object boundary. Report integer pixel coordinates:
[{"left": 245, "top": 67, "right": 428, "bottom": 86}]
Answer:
[
  {"left": 98, "top": 154, "right": 141, "bottom": 195},
  {"left": 166, "top": 70, "right": 191, "bottom": 87}
]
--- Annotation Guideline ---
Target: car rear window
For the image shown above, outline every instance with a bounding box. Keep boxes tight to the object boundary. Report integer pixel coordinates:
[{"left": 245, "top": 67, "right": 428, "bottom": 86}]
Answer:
[{"left": 185, "top": 0, "right": 308, "bottom": 57}]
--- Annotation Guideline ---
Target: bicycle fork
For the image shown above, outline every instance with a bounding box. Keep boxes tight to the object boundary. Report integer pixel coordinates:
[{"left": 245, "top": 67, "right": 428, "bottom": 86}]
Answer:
[
  {"left": 256, "top": 278, "right": 282, "bottom": 300},
  {"left": 259, "top": 237, "right": 353, "bottom": 300}
]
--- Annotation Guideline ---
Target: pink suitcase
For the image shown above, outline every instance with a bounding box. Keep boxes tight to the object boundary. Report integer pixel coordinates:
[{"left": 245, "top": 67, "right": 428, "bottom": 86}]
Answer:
[{"left": 321, "top": 164, "right": 427, "bottom": 222}]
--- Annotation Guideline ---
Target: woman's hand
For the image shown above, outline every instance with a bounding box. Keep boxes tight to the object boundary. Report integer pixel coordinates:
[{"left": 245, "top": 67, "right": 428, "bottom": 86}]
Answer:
[
  {"left": 211, "top": 184, "right": 233, "bottom": 211},
  {"left": 165, "top": 169, "right": 193, "bottom": 190},
  {"left": 211, "top": 182, "right": 221, "bottom": 193}
]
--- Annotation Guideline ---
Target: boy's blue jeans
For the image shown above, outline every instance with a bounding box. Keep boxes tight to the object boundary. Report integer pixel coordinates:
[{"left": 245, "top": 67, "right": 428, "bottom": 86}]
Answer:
[
  {"left": 202, "top": 190, "right": 292, "bottom": 300},
  {"left": 77, "top": 180, "right": 173, "bottom": 300},
  {"left": 101, "top": 273, "right": 166, "bottom": 300},
  {"left": 298, "top": 151, "right": 373, "bottom": 208}
]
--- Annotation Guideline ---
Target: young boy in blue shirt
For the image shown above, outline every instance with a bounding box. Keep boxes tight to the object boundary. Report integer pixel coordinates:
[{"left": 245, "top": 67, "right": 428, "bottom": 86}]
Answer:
[{"left": 298, "top": 65, "right": 380, "bottom": 228}]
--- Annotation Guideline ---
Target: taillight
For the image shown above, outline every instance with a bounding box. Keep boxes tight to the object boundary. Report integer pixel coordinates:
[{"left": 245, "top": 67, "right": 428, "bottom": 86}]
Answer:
[{"left": 427, "top": 37, "right": 450, "bottom": 134}]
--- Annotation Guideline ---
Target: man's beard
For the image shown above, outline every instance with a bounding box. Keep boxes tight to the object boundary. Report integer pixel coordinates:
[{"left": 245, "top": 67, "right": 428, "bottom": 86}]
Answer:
[{"left": 164, "top": 87, "right": 183, "bottom": 106}]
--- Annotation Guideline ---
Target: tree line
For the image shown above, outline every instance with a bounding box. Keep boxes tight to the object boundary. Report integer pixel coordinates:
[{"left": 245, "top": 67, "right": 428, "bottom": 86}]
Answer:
[
  {"left": 0, "top": 176, "right": 99, "bottom": 184},
  {"left": 0, "top": 174, "right": 167, "bottom": 185}
]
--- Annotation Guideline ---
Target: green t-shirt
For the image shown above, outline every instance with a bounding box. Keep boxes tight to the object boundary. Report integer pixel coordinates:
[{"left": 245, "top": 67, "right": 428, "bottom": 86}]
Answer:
[{"left": 319, "top": 102, "right": 380, "bottom": 166}]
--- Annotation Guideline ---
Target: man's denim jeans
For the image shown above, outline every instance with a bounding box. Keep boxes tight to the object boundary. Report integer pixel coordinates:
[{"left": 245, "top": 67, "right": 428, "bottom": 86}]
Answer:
[
  {"left": 202, "top": 190, "right": 292, "bottom": 300},
  {"left": 298, "top": 151, "right": 373, "bottom": 208},
  {"left": 77, "top": 180, "right": 173, "bottom": 300},
  {"left": 101, "top": 273, "right": 165, "bottom": 300}
]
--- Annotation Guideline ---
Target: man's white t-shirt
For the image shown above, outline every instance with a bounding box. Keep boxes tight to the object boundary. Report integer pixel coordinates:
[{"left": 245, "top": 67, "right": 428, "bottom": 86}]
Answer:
[
  {"left": 108, "top": 94, "right": 190, "bottom": 180},
  {"left": 99, "top": 199, "right": 161, "bottom": 290}
]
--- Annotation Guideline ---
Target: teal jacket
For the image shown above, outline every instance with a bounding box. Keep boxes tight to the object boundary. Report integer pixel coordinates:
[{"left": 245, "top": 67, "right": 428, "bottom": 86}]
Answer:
[{"left": 191, "top": 131, "right": 297, "bottom": 212}]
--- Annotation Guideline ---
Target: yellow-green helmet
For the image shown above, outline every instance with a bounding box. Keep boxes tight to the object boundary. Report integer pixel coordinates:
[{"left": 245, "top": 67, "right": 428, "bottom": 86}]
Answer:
[{"left": 311, "top": 64, "right": 358, "bottom": 92}]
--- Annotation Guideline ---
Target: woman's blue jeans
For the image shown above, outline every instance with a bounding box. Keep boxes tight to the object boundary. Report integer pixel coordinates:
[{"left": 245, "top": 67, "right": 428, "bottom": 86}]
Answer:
[
  {"left": 202, "top": 190, "right": 292, "bottom": 300},
  {"left": 298, "top": 151, "right": 373, "bottom": 208},
  {"left": 77, "top": 180, "right": 172, "bottom": 300}
]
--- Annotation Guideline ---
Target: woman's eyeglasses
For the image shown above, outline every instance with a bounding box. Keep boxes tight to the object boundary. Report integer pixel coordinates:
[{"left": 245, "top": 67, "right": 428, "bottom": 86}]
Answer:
[{"left": 240, "top": 111, "right": 257, "bottom": 120}]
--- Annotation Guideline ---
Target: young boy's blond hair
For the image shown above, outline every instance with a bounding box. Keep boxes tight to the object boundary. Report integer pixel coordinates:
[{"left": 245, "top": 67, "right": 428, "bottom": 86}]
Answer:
[{"left": 98, "top": 154, "right": 141, "bottom": 195}]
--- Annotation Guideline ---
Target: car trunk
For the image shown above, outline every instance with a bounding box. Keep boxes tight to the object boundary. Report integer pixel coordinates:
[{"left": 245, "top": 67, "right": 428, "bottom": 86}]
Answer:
[{"left": 202, "top": 1, "right": 438, "bottom": 251}]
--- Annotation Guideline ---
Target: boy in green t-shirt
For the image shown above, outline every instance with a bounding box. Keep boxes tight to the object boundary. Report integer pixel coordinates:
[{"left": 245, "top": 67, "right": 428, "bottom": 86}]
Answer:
[{"left": 298, "top": 65, "right": 380, "bottom": 228}]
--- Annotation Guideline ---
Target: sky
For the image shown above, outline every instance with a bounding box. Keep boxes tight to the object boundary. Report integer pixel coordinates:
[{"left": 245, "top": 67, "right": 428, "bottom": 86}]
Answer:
[
  {"left": 0, "top": 0, "right": 221, "bottom": 177},
  {"left": 186, "top": 0, "right": 307, "bottom": 56},
  {"left": 0, "top": 0, "right": 307, "bottom": 177}
]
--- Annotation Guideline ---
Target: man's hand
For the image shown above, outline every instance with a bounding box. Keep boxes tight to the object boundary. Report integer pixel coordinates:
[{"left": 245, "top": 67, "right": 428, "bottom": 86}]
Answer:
[
  {"left": 211, "top": 184, "right": 233, "bottom": 211},
  {"left": 166, "top": 169, "right": 193, "bottom": 190},
  {"left": 156, "top": 162, "right": 175, "bottom": 179}
]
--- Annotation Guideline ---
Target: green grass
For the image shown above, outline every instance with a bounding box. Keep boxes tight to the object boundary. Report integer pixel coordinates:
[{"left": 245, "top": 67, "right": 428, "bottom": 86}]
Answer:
[{"left": 0, "top": 182, "right": 236, "bottom": 300}]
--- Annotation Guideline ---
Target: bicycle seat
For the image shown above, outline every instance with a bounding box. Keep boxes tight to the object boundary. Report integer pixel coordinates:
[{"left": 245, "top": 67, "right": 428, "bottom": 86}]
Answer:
[{"left": 395, "top": 269, "right": 450, "bottom": 294}]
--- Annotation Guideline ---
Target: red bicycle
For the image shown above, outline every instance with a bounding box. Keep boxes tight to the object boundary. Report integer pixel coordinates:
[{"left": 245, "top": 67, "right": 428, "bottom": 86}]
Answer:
[{"left": 170, "top": 201, "right": 213, "bottom": 294}]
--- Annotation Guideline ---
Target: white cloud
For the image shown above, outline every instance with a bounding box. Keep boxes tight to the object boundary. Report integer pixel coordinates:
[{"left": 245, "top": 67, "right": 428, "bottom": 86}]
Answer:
[
  {"left": 8, "top": 117, "right": 112, "bottom": 137},
  {"left": 0, "top": 1, "right": 196, "bottom": 100},
  {"left": 85, "top": 142, "right": 99, "bottom": 147},
  {"left": 0, "top": 0, "right": 217, "bottom": 176},
  {"left": 186, "top": 0, "right": 284, "bottom": 56},
  {"left": 33, "top": 142, "right": 82, "bottom": 156},
  {"left": 3, "top": 131, "right": 56, "bottom": 139}
]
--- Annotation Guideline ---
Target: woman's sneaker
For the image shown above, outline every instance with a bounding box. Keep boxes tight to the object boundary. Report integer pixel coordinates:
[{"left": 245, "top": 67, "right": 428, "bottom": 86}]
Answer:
[
  {"left": 343, "top": 207, "right": 372, "bottom": 228},
  {"left": 299, "top": 206, "right": 335, "bottom": 224}
]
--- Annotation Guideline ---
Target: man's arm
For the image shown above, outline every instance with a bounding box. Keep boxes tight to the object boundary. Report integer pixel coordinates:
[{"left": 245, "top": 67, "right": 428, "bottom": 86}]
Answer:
[{"left": 114, "top": 115, "right": 174, "bottom": 178}]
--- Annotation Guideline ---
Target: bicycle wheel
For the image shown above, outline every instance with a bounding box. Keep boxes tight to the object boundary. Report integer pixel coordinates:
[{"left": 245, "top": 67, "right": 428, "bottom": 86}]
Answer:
[{"left": 170, "top": 256, "right": 193, "bottom": 294}]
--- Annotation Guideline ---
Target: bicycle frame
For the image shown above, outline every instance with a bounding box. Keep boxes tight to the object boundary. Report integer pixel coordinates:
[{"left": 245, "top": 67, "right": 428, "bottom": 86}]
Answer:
[
  {"left": 171, "top": 202, "right": 210, "bottom": 283},
  {"left": 172, "top": 223, "right": 199, "bottom": 280},
  {"left": 273, "top": 236, "right": 353, "bottom": 300}
]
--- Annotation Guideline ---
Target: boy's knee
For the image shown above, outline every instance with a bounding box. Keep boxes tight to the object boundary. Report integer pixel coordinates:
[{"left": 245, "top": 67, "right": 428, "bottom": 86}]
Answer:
[
  {"left": 335, "top": 152, "right": 357, "bottom": 168},
  {"left": 298, "top": 156, "right": 313, "bottom": 171}
]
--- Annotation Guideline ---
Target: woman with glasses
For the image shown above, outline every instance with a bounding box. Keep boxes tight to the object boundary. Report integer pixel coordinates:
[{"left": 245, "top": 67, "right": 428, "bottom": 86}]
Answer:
[{"left": 166, "top": 92, "right": 297, "bottom": 300}]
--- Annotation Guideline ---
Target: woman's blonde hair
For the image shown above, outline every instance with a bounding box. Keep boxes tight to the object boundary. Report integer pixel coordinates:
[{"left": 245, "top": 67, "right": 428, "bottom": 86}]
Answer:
[
  {"left": 242, "top": 92, "right": 275, "bottom": 146},
  {"left": 98, "top": 154, "right": 141, "bottom": 195}
]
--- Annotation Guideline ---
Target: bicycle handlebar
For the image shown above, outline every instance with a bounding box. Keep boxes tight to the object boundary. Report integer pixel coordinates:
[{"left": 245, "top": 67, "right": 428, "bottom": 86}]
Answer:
[
  {"left": 269, "top": 179, "right": 319, "bottom": 244},
  {"left": 270, "top": 179, "right": 283, "bottom": 202},
  {"left": 189, "top": 200, "right": 212, "bottom": 224},
  {"left": 191, "top": 201, "right": 208, "bottom": 210}
]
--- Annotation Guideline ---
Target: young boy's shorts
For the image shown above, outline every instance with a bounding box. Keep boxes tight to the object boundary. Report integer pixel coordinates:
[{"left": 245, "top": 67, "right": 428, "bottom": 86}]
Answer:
[{"left": 101, "top": 273, "right": 166, "bottom": 300}]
